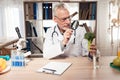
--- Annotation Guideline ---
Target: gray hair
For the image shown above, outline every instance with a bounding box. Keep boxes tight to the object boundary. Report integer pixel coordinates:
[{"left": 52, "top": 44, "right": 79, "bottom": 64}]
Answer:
[{"left": 53, "top": 3, "right": 69, "bottom": 16}]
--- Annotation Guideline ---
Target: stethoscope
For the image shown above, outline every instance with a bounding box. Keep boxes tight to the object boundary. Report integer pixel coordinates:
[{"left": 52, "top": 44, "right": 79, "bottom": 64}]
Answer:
[
  {"left": 51, "top": 25, "right": 59, "bottom": 38},
  {"left": 51, "top": 25, "right": 59, "bottom": 44},
  {"left": 51, "top": 20, "right": 79, "bottom": 44}
]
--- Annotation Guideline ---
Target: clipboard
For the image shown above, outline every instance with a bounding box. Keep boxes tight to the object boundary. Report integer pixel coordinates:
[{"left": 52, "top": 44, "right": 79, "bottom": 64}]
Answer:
[{"left": 37, "top": 62, "right": 72, "bottom": 75}]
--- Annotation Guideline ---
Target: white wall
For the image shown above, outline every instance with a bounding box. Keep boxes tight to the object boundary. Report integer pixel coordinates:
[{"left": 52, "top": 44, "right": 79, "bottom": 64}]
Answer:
[{"left": 97, "top": 0, "right": 119, "bottom": 56}]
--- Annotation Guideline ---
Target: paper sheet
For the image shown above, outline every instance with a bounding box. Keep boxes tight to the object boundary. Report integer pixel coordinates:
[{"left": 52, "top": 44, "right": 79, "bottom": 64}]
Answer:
[{"left": 37, "top": 62, "right": 72, "bottom": 75}]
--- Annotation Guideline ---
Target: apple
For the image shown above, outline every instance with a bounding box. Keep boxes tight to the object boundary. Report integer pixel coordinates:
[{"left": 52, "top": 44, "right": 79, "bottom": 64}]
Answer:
[{"left": 113, "top": 56, "right": 120, "bottom": 67}]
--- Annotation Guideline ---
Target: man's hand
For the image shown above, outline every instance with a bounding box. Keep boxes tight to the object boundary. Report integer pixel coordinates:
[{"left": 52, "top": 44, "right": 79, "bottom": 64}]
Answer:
[{"left": 62, "top": 28, "right": 73, "bottom": 46}]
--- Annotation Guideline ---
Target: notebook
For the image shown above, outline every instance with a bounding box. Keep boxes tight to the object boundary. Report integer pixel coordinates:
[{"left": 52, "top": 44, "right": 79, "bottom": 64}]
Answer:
[{"left": 37, "top": 61, "right": 72, "bottom": 75}]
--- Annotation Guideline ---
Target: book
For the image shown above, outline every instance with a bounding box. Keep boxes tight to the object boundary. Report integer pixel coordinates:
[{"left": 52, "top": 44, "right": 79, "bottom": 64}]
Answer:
[
  {"left": 33, "top": 26, "right": 38, "bottom": 37},
  {"left": 28, "top": 3, "right": 34, "bottom": 19},
  {"left": 42, "top": 3, "right": 52, "bottom": 19},
  {"left": 25, "top": 21, "right": 32, "bottom": 37},
  {"left": 79, "top": 2, "right": 89, "bottom": 20},
  {"left": 89, "top": 3, "right": 92, "bottom": 20},
  {"left": 37, "top": 62, "right": 72, "bottom": 75},
  {"left": 33, "top": 2, "right": 37, "bottom": 19},
  {"left": 26, "top": 39, "right": 32, "bottom": 51},
  {"left": 91, "top": 3, "right": 96, "bottom": 20}
]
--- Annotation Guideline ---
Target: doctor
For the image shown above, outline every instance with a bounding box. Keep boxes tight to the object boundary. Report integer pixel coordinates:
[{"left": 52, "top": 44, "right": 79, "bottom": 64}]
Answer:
[{"left": 43, "top": 3, "right": 96, "bottom": 59}]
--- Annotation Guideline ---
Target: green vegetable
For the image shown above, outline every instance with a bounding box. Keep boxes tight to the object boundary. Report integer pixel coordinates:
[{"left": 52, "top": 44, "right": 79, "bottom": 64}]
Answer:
[{"left": 84, "top": 32, "right": 95, "bottom": 43}]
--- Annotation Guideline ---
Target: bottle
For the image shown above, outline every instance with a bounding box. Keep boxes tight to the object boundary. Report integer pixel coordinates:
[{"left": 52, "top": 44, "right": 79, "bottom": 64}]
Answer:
[
  {"left": 91, "top": 38, "right": 101, "bottom": 69},
  {"left": 93, "top": 50, "right": 101, "bottom": 69},
  {"left": 11, "top": 50, "right": 25, "bottom": 67},
  {"left": 16, "top": 50, "right": 25, "bottom": 67},
  {"left": 11, "top": 50, "right": 17, "bottom": 66}
]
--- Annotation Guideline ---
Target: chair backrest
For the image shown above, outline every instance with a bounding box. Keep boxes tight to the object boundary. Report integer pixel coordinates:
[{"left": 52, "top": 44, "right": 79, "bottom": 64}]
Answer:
[{"left": 15, "top": 27, "right": 22, "bottom": 38}]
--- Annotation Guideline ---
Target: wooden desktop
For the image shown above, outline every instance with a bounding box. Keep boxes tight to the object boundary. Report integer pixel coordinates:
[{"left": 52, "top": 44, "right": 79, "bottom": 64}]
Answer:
[
  {"left": 0, "top": 37, "right": 18, "bottom": 55},
  {"left": 0, "top": 56, "right": 120, "bottom": 80}
]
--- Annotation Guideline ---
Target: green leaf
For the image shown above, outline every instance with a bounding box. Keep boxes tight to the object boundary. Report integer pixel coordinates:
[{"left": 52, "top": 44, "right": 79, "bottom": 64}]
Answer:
[{"left": 84, "top": 32, "right": 95, "bottom": 42}]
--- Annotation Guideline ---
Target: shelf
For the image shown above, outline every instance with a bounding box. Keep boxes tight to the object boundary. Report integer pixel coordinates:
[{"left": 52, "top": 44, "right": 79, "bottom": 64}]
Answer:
[
  {"left": 24, "top": 2, "right": 42, "bottom": 20},
  {"left": 23, "top": 1, "right": 97, "bottom": 54}
]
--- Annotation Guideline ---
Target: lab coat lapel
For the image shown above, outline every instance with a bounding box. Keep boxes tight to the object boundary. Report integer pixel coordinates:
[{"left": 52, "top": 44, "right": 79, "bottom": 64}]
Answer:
[{"left": 55, "top": 26, "right": 64, "bottom": 41}]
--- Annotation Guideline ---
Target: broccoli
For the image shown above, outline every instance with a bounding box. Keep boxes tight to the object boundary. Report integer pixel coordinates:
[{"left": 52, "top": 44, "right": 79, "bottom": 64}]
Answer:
[{"left": 84, "top": 32, "right": 95, "bottom": 43}]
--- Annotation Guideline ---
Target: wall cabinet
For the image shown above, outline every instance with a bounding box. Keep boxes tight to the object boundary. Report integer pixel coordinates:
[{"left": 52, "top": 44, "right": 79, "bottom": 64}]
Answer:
[{"left": 23, "top": 1, "right": 97, "bottom": 55}]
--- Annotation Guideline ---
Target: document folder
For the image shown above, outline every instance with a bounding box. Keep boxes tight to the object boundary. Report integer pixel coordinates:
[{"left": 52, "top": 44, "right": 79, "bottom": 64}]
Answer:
[{"left": 37, "top": 62, "right": 72, "bottom": 75}]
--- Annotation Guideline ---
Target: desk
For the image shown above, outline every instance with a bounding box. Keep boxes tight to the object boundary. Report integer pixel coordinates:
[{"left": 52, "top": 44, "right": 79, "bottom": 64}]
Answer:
[
  {"left": 0, "top": 37, "right": 18, "bottom": 55},
  {"left": 0, "top": 37, "right": 18, "bottom": 49},
  {"left": 1, "top": 56, "right": 120, "bottom": 80}
]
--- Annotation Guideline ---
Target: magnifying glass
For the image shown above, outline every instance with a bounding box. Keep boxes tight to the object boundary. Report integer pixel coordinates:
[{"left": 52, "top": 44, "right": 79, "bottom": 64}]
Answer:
[
  {"left": 70, "top": 20, "right": 79, "bottom": 44},
  {"left": 69, "top": 11, "right": 79, "bottom": 30},
  {"left": 71, "top": 20, "right": 79, "bottom": 30}
]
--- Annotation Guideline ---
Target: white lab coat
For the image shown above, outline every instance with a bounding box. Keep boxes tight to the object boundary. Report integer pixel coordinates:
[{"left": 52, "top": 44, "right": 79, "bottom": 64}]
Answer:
[{"left": 43, "top": 25, "right": 89, "bottom": 59}]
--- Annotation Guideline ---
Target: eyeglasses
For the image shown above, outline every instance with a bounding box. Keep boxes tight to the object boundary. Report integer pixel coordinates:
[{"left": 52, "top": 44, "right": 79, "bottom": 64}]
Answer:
[
  {"left": 55, "top": 15, "right": 71, "bottom": 22},
  {"left": 55, "top": 12, "right": 78, "bottom": 22}
]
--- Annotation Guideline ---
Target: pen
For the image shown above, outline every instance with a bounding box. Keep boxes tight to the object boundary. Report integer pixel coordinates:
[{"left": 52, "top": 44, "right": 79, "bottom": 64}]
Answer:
[
  {"left": 43, "top": 68, "right": 56, "bottom": 72},
  {"left": 43, "top": 68, "right": 56, "bottom": 74}
]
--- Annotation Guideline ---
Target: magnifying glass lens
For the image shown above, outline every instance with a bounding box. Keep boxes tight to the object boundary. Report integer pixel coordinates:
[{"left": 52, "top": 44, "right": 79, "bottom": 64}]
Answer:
[{"left": 71, "top": 20, "right": 79, "bottom": 30}]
